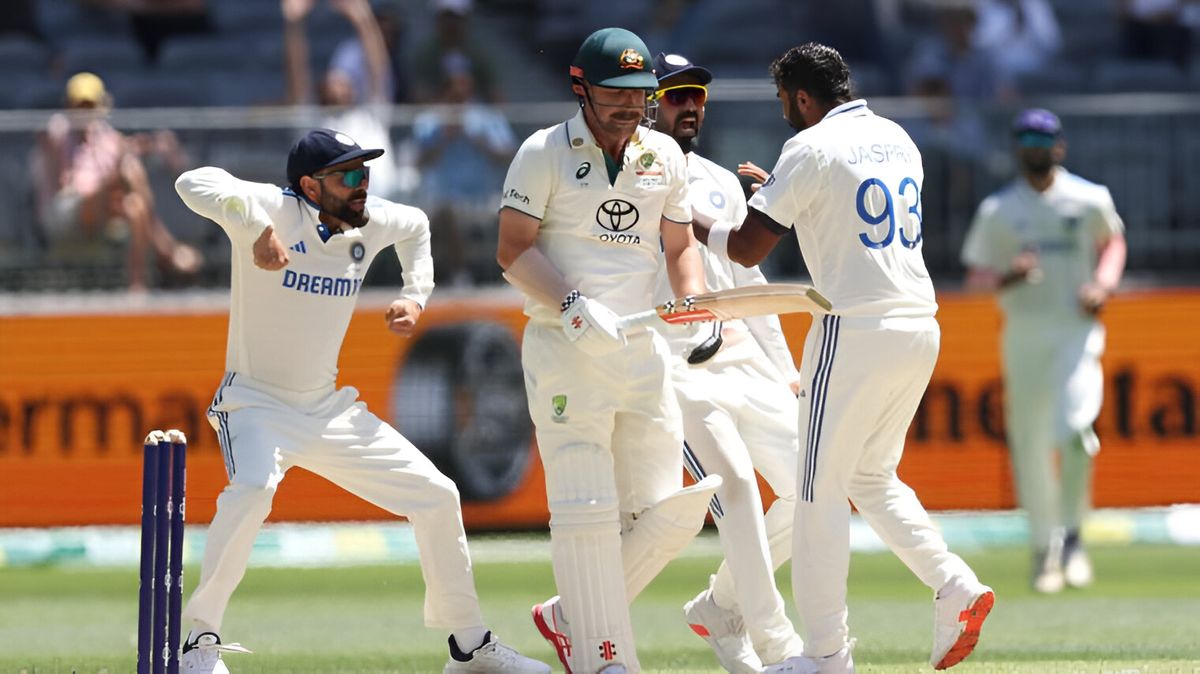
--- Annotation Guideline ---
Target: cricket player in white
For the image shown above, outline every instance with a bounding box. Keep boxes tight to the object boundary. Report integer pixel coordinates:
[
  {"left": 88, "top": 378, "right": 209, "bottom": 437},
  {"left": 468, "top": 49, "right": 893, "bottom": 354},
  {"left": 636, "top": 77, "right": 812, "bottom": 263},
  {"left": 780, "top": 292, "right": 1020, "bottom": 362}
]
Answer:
[
  {"left": 648, "top": 52, "right": 805, "bottom": 674},
  {"left": 691, "top": 44, "right": 994, "bottom": 672},
  {"left": 962, "top": 108, "right": 1126, "bottom": 594},
  {"left": 497, "top": 28, "right": 721, "bottom": 674},
  {"left": 173, "top": 129, "right": 549, "bottom": 674}
]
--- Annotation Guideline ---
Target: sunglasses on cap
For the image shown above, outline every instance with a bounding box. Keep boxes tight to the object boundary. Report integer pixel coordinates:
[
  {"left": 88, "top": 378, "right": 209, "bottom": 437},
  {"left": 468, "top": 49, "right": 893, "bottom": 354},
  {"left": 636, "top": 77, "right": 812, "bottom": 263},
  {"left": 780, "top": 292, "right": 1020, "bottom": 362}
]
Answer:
[
  {"left": 314, "top": 166, "right": 370, "bottom": 187},
  {"left": 651, "top": 84, "right": 708, "bottom": 107}
]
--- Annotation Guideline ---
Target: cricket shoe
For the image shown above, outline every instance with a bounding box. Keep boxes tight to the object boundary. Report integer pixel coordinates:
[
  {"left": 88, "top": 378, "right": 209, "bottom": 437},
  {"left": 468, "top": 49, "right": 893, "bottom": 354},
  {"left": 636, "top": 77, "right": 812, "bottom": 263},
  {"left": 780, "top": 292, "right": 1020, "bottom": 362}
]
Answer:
[
  {"left": 683, "top": 587, "right": 762, "bottom": 673},
  {"left": 931, "top": 580, "right": 994, "bottom": 670},
  {"left": 766, "top": 639, "right": 855, "bottom": 674},
  {"left": 443, "top": 631, "right": 552, "bottom": 673},
  {"left": 1032, "top": 549, "right": 1065, "bottom": 594},
  {"left": 532, "top": 595, "right": 573, "bottom": 673},
  {"left": 180, "top": 632, "right": 251, "bottom": 674},
  {"left": 1062, "top": 541, "right": 1094, "bottom": 589},
  {"left": 765, "top": 639, "right": 854, "bottom": 674},
  {"left": 761, "top": 656, "right": 819, "bottom": 674}
]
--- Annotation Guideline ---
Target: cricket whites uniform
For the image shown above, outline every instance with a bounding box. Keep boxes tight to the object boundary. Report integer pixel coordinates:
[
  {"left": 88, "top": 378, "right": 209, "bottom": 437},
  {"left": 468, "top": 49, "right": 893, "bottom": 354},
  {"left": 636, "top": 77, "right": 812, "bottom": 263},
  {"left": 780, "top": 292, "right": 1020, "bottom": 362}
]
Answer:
[
  {"left": 654, "top": 152, "right": 804, "bottom": 663},
  {"left": 501, "top": 110, "right": 700, "bottom": 673},
  {"left": 749, "top": 100, "right": 980, "bottom": 658},
  {"left": 175, "top": 168, "right": 486, "bottom": 635},
  {"left": 962, "top": 167, "right": 1124, "bottom": 554}
]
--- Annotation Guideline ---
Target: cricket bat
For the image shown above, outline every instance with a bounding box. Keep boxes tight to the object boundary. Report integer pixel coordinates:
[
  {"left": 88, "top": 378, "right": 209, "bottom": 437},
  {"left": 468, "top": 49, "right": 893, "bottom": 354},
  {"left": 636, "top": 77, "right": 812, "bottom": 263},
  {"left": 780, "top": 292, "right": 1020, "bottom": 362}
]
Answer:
[{"left": 616, "top": 283, "right": 832, "bottom": 331}]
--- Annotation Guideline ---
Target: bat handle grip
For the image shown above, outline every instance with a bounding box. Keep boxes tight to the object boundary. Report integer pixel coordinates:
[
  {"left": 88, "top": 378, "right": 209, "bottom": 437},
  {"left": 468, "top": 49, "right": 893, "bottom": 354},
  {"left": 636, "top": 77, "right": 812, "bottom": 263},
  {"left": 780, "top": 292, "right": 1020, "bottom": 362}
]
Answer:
[{"left": 615, "top": 309, "right": 661, "bottom": 333}]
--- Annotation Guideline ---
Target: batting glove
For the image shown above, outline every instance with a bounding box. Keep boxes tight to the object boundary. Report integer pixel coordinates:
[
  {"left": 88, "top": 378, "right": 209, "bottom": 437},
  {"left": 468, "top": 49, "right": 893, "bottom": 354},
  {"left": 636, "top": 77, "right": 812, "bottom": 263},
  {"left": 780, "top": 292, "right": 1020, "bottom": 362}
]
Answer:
[{"left": 561, "top": 291, "right": 627, "bottom": 357}]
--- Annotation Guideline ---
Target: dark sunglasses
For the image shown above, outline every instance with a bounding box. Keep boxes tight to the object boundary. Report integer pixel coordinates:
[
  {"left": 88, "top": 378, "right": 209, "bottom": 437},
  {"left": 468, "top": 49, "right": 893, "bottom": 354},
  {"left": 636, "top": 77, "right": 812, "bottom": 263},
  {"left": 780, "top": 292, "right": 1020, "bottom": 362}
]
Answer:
[
  {"left": 1015, "top": 131, "right": 1058, "bottom": 149},
  {"left": 315, "top": 166, "right": 370, "bottom": 187},
  {"left": 652, "top": 85, "right": 708, "bottom": 107}
]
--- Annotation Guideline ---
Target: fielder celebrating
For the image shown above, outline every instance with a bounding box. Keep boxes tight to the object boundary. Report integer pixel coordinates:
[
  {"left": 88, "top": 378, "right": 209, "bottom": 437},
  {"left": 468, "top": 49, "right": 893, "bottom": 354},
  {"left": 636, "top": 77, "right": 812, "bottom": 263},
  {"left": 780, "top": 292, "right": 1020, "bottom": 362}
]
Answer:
[
  {"left": 648, "top": 52, "right": 806, "bottom": 673},
  {"left": 496, "top": 27, "right": 721, "bottom": 674},
  {"left": 174, "top": 129, "right": 550, "bottom": 674},
  {"left": 961, "top": 108, "right": 1126, "bottom": 594},
  {"left": 691, "top": 44, "right": 994, "bottom": 672}
]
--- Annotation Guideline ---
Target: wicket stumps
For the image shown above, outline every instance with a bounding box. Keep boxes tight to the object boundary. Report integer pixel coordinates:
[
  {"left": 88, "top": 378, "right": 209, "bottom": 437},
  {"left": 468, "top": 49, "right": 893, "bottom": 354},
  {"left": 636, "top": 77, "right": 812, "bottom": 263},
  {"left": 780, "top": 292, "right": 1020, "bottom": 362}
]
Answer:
[{"left": 137, "top": 429, "right": 188, "bottom": 674}]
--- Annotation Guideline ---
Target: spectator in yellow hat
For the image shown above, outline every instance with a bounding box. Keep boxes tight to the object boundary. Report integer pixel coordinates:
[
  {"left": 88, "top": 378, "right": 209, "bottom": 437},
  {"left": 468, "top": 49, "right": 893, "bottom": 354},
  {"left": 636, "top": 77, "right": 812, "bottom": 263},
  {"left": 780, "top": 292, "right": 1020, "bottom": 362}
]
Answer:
[{"left": 32, "top": 72, "right": 202, "bottom": 289}]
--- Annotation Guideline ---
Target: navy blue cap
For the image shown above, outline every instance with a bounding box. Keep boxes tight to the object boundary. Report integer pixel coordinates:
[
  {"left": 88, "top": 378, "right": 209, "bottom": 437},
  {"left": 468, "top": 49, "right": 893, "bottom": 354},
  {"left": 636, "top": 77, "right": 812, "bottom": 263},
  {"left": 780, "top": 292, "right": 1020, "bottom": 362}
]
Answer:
[
  {"left": 1013, "top": 108, "right": 1062, "bottom": 137},
  {"left": 287, "top": 129, "right": 384, "bottom": 189},
  {"left": 652, "top": 52, "right": 713, "bottom": 85}
]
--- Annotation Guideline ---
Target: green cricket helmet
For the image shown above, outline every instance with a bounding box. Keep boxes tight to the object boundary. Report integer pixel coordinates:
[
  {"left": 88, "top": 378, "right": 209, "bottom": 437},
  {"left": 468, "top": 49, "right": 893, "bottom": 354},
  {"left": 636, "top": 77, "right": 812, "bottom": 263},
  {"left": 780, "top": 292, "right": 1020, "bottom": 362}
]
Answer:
[{"left": 570, "top": 27, "right": 658, "bottom": 91}]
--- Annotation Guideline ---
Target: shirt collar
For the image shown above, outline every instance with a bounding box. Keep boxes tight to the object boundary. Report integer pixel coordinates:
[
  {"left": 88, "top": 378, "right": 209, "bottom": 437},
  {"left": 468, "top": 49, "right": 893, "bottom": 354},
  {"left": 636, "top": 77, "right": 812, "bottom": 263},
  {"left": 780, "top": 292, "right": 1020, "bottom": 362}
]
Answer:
[
  {"left": 284, "top": 186, "right": 356, "bottom": 243},
  {"left": 822, "top": 99, "right": 870, "bottom": 121},
  {"left": 566, "top": 108, "right": 595, "bottom": 150}
]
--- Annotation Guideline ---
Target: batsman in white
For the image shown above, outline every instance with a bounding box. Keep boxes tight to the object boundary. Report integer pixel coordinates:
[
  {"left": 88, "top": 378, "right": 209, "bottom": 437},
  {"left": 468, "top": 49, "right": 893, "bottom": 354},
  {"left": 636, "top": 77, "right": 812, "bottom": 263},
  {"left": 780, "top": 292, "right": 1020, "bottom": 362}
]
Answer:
[
  {"left": 173, "top": 129, "right": 550, "bottom": 674},
  {"left": 691, "top": 44, "right": 995, "bottom": 672},
  {"left": 961, "top": 108, "right": 1126, "bottom": 594},
  {"left": 648, "top": 52, "right": 806, "bottom": 674},
  {"left": 496, "top": 27, "right": 722, "bottom": 674}
]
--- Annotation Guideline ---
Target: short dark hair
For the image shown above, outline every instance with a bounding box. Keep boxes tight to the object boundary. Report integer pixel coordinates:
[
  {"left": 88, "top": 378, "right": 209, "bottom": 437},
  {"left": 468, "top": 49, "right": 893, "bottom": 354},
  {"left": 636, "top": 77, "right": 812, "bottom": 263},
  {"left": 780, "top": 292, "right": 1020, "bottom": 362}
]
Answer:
[{"left": 769, "top": 43, "right": 853, "bottom": 105}]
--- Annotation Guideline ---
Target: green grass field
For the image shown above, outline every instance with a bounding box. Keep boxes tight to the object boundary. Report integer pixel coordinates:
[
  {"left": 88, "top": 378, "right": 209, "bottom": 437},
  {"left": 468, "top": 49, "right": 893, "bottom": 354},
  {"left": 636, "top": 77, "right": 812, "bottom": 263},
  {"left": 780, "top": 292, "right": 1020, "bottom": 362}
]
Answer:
[{"left": 2, "top": 539, "right": 1198, "bottom": 673}]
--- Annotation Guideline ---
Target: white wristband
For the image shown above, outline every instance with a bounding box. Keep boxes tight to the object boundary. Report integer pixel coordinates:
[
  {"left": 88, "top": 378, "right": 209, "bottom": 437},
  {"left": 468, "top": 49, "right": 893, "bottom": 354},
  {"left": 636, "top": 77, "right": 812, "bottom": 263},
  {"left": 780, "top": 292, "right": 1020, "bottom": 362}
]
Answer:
[{"left": 707, "top": 219, "right": 736, "bottom": 260}]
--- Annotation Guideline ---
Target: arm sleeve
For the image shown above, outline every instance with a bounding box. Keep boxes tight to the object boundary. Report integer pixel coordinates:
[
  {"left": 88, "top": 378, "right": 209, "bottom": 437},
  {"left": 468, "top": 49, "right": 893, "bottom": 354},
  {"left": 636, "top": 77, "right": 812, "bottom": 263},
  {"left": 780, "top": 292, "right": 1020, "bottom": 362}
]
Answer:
[
  {"left": 386, "top": 204, "right": 436, "bottom": 308},
  {"left": 174, "top": 167, "right": 276, "bottom": 244},
  {"left": 731, "top": 264, "right": 800, "bottom": 382},
  {"left": 661, "top": 142, "right": 692, "bottom": 224},
  {"left": 960, "top": 196, "right": 1006, "bottom": 270},
  {"left": 499, "top": 133, "right": 553, "bottom": 219},
  {"left": 747, "top": 137, "right": 821, "bottom": 230},
  {"left": 1089, "top": 185, "right": 1125, "bottom": 243}
]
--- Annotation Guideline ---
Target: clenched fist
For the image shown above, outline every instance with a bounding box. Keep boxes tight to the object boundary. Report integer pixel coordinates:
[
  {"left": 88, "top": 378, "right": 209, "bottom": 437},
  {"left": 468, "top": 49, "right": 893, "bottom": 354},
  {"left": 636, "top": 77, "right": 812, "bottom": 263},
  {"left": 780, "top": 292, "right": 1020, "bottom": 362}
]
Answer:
[
  {"left": 385, "top": 299, "right": 423, "bottom": 336},
  {"left": 252, "top": 226, "right": 290, "bottom": 271}
]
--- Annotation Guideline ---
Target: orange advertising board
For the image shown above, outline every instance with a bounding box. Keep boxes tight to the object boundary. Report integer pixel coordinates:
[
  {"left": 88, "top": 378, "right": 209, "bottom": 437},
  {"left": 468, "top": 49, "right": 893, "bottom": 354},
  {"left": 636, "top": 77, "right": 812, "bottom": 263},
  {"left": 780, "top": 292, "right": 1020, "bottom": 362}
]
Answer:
[{"left": 1, "top": 290, "right": 1197, "bottom": 529}]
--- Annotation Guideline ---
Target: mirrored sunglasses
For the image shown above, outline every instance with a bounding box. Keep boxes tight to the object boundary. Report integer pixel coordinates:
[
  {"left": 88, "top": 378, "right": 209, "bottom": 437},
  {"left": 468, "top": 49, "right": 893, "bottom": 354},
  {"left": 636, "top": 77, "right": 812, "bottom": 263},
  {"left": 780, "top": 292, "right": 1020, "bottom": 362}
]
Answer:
[
  {"left": 653, "top": 85, "right": 707, "bottom": 107},
  {"left": 1015, "top": 131, "right": 1057, "bottom": 149},
  {"left": 315, "top": 166, "right": 370, "bottom": 187}
]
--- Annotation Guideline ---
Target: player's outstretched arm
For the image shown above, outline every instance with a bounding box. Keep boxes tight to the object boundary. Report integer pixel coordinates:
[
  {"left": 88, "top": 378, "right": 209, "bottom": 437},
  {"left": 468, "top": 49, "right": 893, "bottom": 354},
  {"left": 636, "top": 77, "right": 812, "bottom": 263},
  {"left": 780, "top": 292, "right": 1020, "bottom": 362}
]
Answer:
[
  {"left": 175, "top": 167, "right": 272, "bottom": 242},
  {"left": 692, "top": 207, "right": 786, "bottom": 268}
]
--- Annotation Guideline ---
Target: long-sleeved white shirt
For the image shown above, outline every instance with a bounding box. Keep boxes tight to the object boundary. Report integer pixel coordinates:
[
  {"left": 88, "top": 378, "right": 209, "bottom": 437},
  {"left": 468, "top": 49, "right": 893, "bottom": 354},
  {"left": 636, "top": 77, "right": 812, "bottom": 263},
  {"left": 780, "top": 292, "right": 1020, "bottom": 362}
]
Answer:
[{"left": 176, "top": 167, "right": 434, "bottom": 393}]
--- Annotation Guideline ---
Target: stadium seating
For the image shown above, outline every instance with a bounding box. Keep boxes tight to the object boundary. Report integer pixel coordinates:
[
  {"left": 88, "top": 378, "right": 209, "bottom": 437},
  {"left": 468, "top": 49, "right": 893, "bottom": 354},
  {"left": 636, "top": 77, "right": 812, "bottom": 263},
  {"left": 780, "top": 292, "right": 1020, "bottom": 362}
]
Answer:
[
  {"left": 1015, "top": 63, "right": 1089, "bottom": 95},
  {"left": 59, "top": 38, "right": 146, "bottom": 78},
  {"left": 0, "top": 35, "right": 52, "bottom": 73},
  {"left": 1091, "top": 59, "right": 1191, "bottom": 93}
]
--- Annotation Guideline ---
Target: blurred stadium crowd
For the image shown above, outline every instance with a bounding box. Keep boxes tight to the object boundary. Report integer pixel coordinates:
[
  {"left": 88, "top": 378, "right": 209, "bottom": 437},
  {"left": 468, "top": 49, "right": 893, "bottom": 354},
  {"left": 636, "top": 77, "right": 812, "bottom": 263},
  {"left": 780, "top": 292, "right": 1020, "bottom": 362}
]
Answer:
[{"left": 0, "top": 0, "right": 1198, "bottom": 291}]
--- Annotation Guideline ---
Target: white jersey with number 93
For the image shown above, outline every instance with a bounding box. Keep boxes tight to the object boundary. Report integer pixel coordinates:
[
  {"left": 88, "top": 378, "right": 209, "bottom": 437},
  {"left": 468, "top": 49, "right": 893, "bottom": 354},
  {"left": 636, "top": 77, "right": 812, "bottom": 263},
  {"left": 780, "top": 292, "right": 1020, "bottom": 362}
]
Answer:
[{"left": 749, "top": 100, "right": 937, "bottom": 318}]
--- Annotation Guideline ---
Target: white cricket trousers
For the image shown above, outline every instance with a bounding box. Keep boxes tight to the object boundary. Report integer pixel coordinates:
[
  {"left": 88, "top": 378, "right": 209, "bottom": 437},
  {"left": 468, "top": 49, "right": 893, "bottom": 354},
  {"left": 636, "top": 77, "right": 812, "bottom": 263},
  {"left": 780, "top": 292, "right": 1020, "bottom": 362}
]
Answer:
[
  {"left": 523, "top": 323, "right": 688, "bottom": 674},
  {"left": 672, "top": 336, "right": 801, "bottom": 660},
  {"left": 1002, "top": 317, "right": 1104, "bottom": 552},
  {"left": 181, "top": 373, "right": 484, "bottom": 634},
  {"left": 794, "top": 316, "right": 977, "bottom": 657}
]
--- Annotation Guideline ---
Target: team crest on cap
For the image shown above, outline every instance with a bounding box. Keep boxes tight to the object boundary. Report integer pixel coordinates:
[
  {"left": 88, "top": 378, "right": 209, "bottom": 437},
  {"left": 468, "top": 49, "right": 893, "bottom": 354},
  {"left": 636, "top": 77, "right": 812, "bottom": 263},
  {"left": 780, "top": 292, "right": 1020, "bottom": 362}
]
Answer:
[
  {"left": 619, "top": 48, "right": 644, "bottom": 70},
  {"left": 335, "top": 132, "right": 357, "bottom": 146}
]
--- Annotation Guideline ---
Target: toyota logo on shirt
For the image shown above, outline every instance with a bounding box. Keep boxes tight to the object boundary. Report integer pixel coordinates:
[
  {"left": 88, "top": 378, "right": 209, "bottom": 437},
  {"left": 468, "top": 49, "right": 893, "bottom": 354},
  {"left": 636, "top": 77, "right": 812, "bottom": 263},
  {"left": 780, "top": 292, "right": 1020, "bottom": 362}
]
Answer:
[{"left": 596, "top": 199, "right": 639, "bottom": 232}]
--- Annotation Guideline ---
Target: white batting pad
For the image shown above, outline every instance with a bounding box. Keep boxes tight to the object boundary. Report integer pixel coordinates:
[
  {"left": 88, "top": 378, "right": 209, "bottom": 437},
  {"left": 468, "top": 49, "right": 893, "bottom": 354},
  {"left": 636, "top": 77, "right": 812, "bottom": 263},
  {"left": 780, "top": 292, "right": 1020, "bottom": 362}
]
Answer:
[
  {"left": 622, "top": 474, "right": 723, "bottom": 601},
  {"left": 545, "top": 444, "right": 639, "bottom": 673}
]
